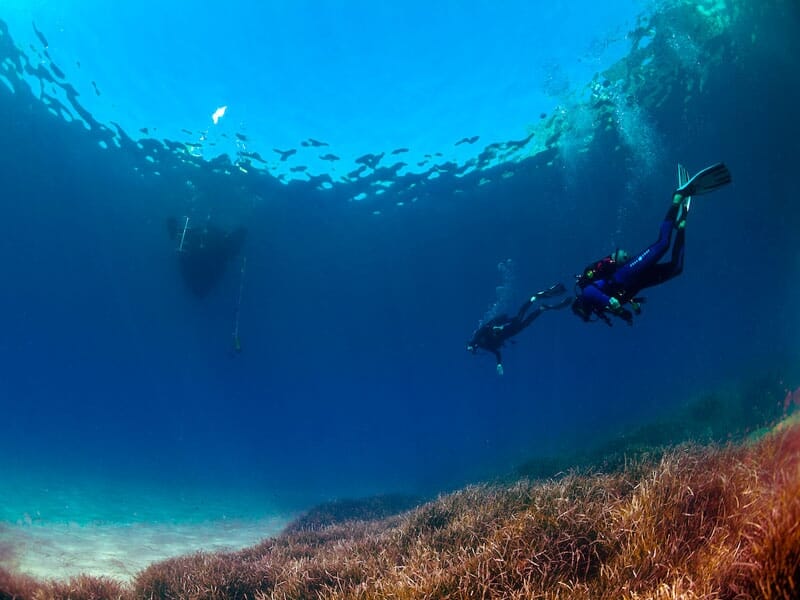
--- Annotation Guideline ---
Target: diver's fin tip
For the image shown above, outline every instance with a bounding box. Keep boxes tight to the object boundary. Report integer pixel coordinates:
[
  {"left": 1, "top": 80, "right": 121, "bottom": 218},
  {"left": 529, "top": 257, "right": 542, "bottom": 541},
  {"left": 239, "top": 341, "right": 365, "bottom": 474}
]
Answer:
[
  {"left": 677, "top": 163, "right": 690, "bottom": 187},
  {"left": 677, "top": 162, "right": 732, "bottom": 197}
]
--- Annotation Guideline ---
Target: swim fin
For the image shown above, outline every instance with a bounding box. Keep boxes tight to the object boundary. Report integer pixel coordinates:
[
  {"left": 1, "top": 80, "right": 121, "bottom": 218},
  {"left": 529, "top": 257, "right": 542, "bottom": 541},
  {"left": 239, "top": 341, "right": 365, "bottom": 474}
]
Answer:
[
  {"left": 677, "top": 163, "right": 691, "bottom": 218},
  {"left": 676, "top": 162, "right": 732, "bottom": 197},
  {"left": 532, "top": 282, "right": 566, "bottom": 302}
]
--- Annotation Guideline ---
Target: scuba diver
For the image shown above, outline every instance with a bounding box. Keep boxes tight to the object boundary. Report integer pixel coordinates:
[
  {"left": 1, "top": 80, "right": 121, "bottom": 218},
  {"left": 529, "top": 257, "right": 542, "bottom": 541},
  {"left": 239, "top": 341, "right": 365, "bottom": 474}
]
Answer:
[
  {"left": 467, "top": 282, "right": 571, "bottom": 375},
  {"left": 571, "top": 162, "right": 732, "bottom": 325},
  {"left": 166, "top": 216, "right": 247, "bottom": 298}
]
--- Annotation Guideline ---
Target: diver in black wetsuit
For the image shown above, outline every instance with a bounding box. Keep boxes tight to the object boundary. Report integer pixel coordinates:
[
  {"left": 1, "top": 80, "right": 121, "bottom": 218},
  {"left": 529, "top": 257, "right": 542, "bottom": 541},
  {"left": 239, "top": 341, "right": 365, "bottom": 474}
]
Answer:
[
  {"left": 572, "top": 162, "right": 731, "bottom": 325},
  {"left": 167, "top": 216, "right": 247, "bottom": 298},
  {"left": 467, "top": 283, "right": 570, "bottom": 375}
]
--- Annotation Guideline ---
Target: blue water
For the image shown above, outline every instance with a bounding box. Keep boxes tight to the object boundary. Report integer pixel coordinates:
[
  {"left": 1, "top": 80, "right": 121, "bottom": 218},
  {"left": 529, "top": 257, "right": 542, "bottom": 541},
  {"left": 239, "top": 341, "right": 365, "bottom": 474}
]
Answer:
[
  {"left": 1, "top": 0, "right": 641, "bottom": 173},
  {"left": 1, "top": 0, "right": 799, "bottom": 527}
]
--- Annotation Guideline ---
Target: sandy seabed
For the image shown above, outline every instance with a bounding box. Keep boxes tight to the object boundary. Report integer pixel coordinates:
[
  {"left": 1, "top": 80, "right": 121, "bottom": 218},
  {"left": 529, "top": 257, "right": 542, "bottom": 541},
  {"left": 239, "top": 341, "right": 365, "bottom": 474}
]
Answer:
[
  {"left": 0, "top": 472, "right": 294, "bottom": 582},
  {"left": 1, "top": 517, "right": 289, "bottom": 582}
]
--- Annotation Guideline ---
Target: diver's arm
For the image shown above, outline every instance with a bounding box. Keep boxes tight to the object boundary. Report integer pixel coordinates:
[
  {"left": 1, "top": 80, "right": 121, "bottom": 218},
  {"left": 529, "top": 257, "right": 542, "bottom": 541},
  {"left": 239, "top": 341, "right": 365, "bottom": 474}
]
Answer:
[
  {"left": 494, "top": 349, "right": 504, "bottom": 376},
  {"left": 585, "top": 287, "right": 633, "bottom": 325},
  {"left": 582, "top": 284, "right": 614, "bottom": 312}
]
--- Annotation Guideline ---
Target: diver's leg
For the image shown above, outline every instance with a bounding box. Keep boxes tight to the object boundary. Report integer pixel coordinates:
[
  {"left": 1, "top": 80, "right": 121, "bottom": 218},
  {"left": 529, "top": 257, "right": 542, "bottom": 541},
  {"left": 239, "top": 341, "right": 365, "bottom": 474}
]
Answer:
[
  {"left": 516, "top": 297, "right": 534, "bottom": 320},
  {"left": 518, "top": 283, "right": 567, "bottom": 319},
  {"left": 493, "top": 349, "right": 504, "bottom": 375},
  {"left": 669, "top": 227, "right": 686, "bottom": 275},
  {"left": 613, "top": 201, "right": 680, "bottom": 289},
  {"left": 519, "top": 297, "right": 571, "bottom": 330},
  {"left": 520, "top": 306, "right": 546, "bottom": 329},
  {"left": 633, "top": 228, "right": 686, "bottom": 290}
]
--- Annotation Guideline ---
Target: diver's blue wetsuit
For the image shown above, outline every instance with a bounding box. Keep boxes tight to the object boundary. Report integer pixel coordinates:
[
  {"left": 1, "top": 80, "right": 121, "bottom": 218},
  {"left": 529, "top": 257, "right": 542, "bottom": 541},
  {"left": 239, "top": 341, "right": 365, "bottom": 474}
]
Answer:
[{"left": 576, "top": 202, "right": 685, "bottom": 322}]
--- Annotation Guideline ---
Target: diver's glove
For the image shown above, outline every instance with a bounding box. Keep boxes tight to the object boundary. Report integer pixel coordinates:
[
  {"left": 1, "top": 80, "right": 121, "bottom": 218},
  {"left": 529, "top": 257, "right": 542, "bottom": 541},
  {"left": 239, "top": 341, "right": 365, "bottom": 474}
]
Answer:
[
  {"left": 496, "top": 363, "right": 504, "bottom": 376},
  {"left": 608, "top": 297, "right": 634, "bottom": 325}
]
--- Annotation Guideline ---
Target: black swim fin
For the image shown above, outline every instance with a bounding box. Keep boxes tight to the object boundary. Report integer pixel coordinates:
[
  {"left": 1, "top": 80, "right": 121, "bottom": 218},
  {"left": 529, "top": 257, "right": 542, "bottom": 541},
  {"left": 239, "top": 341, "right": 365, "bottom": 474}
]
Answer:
[
  {"left": 676, "top": 162, "right": 732, "bottom": 197},
  {"left": 532, "top": 282, "right": 566, "bottom": 301}
]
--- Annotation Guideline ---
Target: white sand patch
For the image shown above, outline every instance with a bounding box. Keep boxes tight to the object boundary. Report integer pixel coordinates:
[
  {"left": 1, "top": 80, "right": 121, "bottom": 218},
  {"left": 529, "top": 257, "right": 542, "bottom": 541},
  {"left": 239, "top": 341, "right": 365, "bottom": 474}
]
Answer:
[
  {"left": 0, "top": 469, "right": 303, "bottom": 582},
  {"left": 0, "top": 516, "right": 289, "bottom": 582}
]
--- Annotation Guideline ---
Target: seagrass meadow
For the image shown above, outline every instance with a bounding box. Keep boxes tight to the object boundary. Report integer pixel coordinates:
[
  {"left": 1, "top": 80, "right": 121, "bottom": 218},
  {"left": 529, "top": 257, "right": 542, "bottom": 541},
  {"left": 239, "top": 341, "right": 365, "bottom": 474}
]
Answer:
[{"left": 2, "top": 415, "right": 799, "bottom": 599}]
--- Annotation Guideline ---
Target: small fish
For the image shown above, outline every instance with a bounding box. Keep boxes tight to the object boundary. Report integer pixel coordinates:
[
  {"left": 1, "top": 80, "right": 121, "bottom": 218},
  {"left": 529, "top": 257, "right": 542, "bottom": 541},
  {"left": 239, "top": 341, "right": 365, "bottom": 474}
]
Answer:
[
  {"left": 455, "top": 136, "right": 479, "bottom": 146},
  {"left": 290, "top": 165, "right": 308, "bottom": 172},
  {"left": 320, "top": 154, "right": 340, "bottom": 161},
  {"left": 391, "top": 148, "right": 409, "bottom": 154},
  {"left": 302, "top": 138, "right": 329, "bottom": 147},
  {"left": 91, "top": 81, "right": 101, "bottom": 96},
  {"left": 236, "top": 133, "right": 248, "bottom": 141},
  {"left": 32, "top": 23, "right": 49, "bottom": 48},
  {"left": 273, "top": 148, "right": 297, "bottom": 161},
  {"left": 140, "top": 127, "right": 149, "bottom": 134}
]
